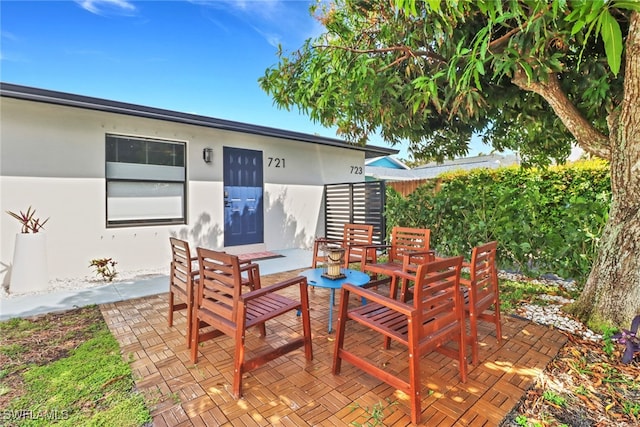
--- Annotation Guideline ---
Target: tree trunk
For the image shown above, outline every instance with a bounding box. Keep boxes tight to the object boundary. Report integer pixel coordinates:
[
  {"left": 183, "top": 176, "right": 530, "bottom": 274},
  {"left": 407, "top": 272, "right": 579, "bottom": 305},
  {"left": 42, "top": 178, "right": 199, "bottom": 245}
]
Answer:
[
  {"left": 571, "top": 197, "right": 640, "bottom": 329},
  {"left": 572, "top": 12, "right": 640, "bottom": 329}
]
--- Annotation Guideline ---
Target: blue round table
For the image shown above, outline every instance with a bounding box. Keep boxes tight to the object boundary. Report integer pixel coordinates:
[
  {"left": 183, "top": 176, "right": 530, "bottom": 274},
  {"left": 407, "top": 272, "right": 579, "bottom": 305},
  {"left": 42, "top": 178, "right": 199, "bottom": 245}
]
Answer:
[{"left": 300, "top": 268, "right": 370, "bottom": 333}]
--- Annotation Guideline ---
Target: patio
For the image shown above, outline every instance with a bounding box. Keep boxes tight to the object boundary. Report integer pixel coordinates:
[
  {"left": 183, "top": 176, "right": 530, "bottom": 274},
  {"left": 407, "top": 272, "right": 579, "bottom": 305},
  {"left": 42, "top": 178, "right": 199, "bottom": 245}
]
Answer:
[{"left": 99, "top": 268, "right": 567, "bottom": 426}]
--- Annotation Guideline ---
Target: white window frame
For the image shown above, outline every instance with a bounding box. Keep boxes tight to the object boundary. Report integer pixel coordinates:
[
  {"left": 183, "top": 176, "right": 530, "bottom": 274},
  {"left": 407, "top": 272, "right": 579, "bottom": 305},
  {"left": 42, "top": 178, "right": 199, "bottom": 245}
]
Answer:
[{"left": 105, "top": 134, "right": 186, "bottom": 227}]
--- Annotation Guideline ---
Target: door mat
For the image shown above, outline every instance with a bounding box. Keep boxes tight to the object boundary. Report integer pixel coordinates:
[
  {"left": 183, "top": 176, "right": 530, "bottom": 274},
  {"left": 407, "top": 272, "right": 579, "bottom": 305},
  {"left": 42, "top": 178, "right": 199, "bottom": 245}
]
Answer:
[{"left": 237, "top": 251, "right": 285, "bottom": 262}]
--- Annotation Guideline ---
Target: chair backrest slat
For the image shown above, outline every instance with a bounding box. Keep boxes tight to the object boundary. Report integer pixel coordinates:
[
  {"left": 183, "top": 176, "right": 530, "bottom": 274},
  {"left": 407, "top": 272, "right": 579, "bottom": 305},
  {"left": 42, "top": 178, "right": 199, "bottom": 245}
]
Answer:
[
  {"left": 413, "top": 256, "right": 463, "bottom": 336},
  {"left": 344, "top": 224, "right": 374, "bottom": 245},
  {"left": 168, "top": 237, "right": 198, "bottom": 347},
  {"left": 389, "top": 227, "right": 430, "bottom": 263},
  {"left": 469, "top": 241, "right": 498, "bottom": 306},
  {"left": 170, "top": 238, "right": 195, "bottom": 296},
  {"left": 342, "top": 223, "right": 374, "bottom": 266},
  {"left": 197, "top": 248, "right": 243, "bottom": 323}
]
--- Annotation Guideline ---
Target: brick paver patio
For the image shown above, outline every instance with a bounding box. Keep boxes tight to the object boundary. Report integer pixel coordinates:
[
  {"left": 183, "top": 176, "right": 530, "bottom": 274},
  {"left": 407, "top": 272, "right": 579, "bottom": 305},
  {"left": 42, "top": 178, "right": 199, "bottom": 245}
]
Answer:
[{"left": 99, "top": 269, "right": 567, "bottom": 426}]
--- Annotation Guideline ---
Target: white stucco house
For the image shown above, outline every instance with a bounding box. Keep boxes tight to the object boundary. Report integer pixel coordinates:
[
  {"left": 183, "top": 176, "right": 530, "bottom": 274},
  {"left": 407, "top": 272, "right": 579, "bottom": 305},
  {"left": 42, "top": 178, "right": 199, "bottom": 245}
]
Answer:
[{"left": 0, "top": 83, "right": 397, "bottom": 293}]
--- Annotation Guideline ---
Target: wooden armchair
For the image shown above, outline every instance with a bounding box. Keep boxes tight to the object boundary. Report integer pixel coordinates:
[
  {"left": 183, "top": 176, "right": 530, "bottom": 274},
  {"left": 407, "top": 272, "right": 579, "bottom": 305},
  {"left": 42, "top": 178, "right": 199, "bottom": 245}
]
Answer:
[
  {"left": 312, "top": 223, "right": 375, "bottom": 268},
  {"left": 168, "top": 237, "right": 197, "bottom": 347},
  {"left": 361, "top": 226, "right": 432, "bottom": 292},
  {"left": 169, "top": 238, "right": 261, "bottom": 347},
  {"left": 332, "top": 256, "right": 467, "bottom": 425},
  {"left": 190, "top": 247, "right": 313, "bottom": 398},
  {"left": 461, "top": 241, "right": 502, "bottom": 365}
]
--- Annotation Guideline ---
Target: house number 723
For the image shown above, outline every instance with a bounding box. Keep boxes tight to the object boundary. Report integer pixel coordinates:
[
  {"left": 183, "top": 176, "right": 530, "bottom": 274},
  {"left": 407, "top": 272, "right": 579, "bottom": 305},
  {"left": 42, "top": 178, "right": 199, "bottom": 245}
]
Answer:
[{"left": 267, "top": 157, "right": 285, "bottom": 168}]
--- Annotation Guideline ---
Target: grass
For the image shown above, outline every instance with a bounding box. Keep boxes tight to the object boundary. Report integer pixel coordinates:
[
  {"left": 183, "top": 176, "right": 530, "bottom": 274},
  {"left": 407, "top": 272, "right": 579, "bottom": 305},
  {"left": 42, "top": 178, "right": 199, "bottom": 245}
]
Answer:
[
  {"left": 498, "top": 276, "right": 578, "bottom": 313},
  {"left": 0, "top": 306, "right": 151, "bottom": 427},
  {"left": 349, "top": 399, "right": 398, "bottom": 426}
]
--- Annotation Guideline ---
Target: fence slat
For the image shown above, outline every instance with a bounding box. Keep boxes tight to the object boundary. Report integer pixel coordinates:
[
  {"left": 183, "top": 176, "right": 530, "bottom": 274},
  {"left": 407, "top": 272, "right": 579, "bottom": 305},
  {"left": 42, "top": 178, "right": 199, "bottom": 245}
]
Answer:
[{"left": 324, "top": 181, "right": 386, "bottom": 244}]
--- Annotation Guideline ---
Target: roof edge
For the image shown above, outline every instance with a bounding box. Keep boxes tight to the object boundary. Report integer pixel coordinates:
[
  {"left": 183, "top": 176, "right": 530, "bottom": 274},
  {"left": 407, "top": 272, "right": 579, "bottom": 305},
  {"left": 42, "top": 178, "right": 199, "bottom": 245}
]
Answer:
[{"left": 0, "top": 82, "right": 398, "bottom": 159}]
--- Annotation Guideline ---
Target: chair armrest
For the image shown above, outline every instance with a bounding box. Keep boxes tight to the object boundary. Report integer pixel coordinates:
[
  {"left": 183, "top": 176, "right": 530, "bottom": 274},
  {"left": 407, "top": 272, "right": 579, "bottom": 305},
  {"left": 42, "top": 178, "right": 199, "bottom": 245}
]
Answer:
[
  {"left": 393, "top": 269, "right": 418, "bottom": 281},
  {"left": 362, "top": 278, "right": 392, "bottom": 288},
  {"left": 315, "top": 237, "right": 344, "bottom": 245},
  {"left": 239, "top": 262, "right": 261, "bottom": 290},
  {"left": 405, "top": 250, "right": 435, "bottom": 263},
  {"left": 362, "top": 244, "right": 391, "bottom": 258},
  {"left": 406, "top": 250, "right": 434, "bottom": 258},
  {"left": 239, "top": 261, "right": 259, "bottom": 271},
  {"left": 241, "top": 276, "right": 307, "bottom": 301},
  {"left": 345, "top": 242, "right": 372, "bottom": 247},
  {"left": 400, "top": 250, "right": 435, "bottom": 273},
  {"left": 361, "top": 244, "right": 391, "bottom": 268},
  {"left": 189, "top": 257, "right": 200, "bottom": 277},
  {"left": 364, "top": 244, "right": 391, "bottom": 251},
  {"left": 341, "top": 283, "right": 414, "bottom": 316}
]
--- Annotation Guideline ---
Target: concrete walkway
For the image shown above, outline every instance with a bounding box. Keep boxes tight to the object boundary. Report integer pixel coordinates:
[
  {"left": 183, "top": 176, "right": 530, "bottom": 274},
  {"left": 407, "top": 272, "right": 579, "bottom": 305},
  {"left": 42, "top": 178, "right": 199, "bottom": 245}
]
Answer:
[{"left": 0, "top": 248, "right": 313, "bottom": 321}]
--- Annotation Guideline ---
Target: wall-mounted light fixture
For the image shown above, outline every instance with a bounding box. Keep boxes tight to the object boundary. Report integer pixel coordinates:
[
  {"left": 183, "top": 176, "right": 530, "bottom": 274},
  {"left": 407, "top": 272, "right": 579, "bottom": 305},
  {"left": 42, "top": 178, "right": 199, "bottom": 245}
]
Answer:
[{"left": 202, "top": 148, "right": 213, "bottom": 164}]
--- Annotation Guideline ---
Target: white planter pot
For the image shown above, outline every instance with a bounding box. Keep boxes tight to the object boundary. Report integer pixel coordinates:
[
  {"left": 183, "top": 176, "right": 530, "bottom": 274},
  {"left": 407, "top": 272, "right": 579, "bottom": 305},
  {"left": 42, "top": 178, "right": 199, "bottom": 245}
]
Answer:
[{"left": 10, "top": 233, "right": 49, "bottom": 294}]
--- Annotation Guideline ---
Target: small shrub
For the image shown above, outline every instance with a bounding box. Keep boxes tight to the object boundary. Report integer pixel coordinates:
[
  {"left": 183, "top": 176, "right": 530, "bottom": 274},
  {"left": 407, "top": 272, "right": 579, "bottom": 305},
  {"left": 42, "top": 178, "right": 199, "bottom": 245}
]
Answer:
[
  {"left": 542, "top": 390, "right": 566, "bottom": 407},
  {"left": 601, "top": 325, "right": 618, "bottom": 356},
  {"left": 611, "top": 315, "right": 640, "bottom": 364},
  {"left": 6, "top": 206, "right": 49, "bottom": 233},
  {"left": 89, "top": 258, "right": 118, "bottom": 282}
]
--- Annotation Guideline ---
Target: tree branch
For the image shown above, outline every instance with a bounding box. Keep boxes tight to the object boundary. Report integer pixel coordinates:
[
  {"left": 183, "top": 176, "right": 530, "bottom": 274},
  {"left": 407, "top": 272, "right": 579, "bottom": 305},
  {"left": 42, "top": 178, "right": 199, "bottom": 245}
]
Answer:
[
  {"left": 511, "top": 69, "right": 611, "bottom": 160},
  {"left": 488, "top": 6, "right": 551, "bottom": 52},
  {"left": 313, "top": 44, "right": 448, "bottom": 65}
]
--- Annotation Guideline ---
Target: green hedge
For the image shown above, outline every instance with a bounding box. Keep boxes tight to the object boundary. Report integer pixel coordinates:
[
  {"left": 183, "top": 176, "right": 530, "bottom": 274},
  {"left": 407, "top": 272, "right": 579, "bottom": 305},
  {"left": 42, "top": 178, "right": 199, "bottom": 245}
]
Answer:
[{"left": 385, "top": 159, "right": 611, "bottom": 285}]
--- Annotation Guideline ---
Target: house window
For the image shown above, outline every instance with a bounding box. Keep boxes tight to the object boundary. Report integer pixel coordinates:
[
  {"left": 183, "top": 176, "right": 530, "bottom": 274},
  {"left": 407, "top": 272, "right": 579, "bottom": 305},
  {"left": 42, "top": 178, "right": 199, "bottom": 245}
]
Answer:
[{"left": 106, "top": 134, "right": 186, "bottom": 227}]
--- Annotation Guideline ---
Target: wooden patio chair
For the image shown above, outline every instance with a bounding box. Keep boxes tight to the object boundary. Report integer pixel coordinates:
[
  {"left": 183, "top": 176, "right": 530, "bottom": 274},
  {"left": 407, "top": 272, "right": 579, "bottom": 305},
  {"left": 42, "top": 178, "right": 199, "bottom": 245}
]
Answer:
[
  {"left": 361, "top": 226, "right": 432, "bottom": 293},
  {"left": 461, "top": 241, "right": 502, "bottom": 365},
  {"left": 311, "top": 223, "right": 375, "bottom": 268},
  {"left": 169, "top": 238, "right": 261, "bottom": 347},
  {"left": 190, "top": 247, "right": 313, "bottom": 398},
  {"left": 168, "top": 237, "right": 197, "bottom": 347},
  {"left": 332, "top": 256, "right": 467, "bottom": 425}
]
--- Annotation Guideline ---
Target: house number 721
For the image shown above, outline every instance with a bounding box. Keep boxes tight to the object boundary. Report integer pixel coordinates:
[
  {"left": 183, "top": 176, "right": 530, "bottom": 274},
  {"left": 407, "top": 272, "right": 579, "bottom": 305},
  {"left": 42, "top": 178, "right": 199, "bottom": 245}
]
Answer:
[{"left": 267, "top": 157, "right": 285, "bottom": 168}]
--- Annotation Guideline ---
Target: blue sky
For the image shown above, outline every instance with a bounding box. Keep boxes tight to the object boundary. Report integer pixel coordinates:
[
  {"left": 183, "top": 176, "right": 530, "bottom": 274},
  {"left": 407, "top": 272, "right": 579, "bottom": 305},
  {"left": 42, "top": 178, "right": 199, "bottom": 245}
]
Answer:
[{"left": 1, "top": 0, "right": 489, "bottom": 160}]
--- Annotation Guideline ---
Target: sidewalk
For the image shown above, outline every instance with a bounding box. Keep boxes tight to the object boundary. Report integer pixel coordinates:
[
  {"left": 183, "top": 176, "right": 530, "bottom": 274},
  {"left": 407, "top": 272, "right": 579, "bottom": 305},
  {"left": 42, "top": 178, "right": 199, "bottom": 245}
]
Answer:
[{"left": 0, "top": 248, "right": 313, "bottom": 321}]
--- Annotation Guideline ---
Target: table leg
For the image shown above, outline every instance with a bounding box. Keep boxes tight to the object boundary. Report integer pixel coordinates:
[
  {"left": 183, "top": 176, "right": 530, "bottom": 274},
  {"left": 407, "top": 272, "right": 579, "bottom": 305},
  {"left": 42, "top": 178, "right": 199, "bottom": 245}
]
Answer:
[{"left": 328, "top": 289, "right": 335, "bottom": 333}]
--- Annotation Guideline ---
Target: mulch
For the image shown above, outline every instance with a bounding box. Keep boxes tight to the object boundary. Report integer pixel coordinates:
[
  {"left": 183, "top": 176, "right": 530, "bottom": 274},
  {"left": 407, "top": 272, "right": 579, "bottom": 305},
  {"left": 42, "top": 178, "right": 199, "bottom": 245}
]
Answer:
[{"left": 501, "top": 332, "right": 640, "bottom": 426}]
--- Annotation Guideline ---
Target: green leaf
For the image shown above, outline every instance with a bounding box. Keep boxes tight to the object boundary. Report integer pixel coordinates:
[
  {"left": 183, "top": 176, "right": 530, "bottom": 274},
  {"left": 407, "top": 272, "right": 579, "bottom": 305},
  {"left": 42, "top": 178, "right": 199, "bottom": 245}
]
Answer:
[
  {"left": 427, "top": 0, "right": 440, "bottom": 12},
  {"left": 412, "top": 98, "right": 422, "bottom": 114},
  {"left": 571, "top": 19, "right": 586, "bottom": 35},
  {"left": 611, "top": 0, "right": 640, "bottom": 12},
  {"left": 564, "top": 7, "right": 583, "bottom": 23},
  {"left": 599, "top": 10, "right": 623, "bottom": 76}
]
